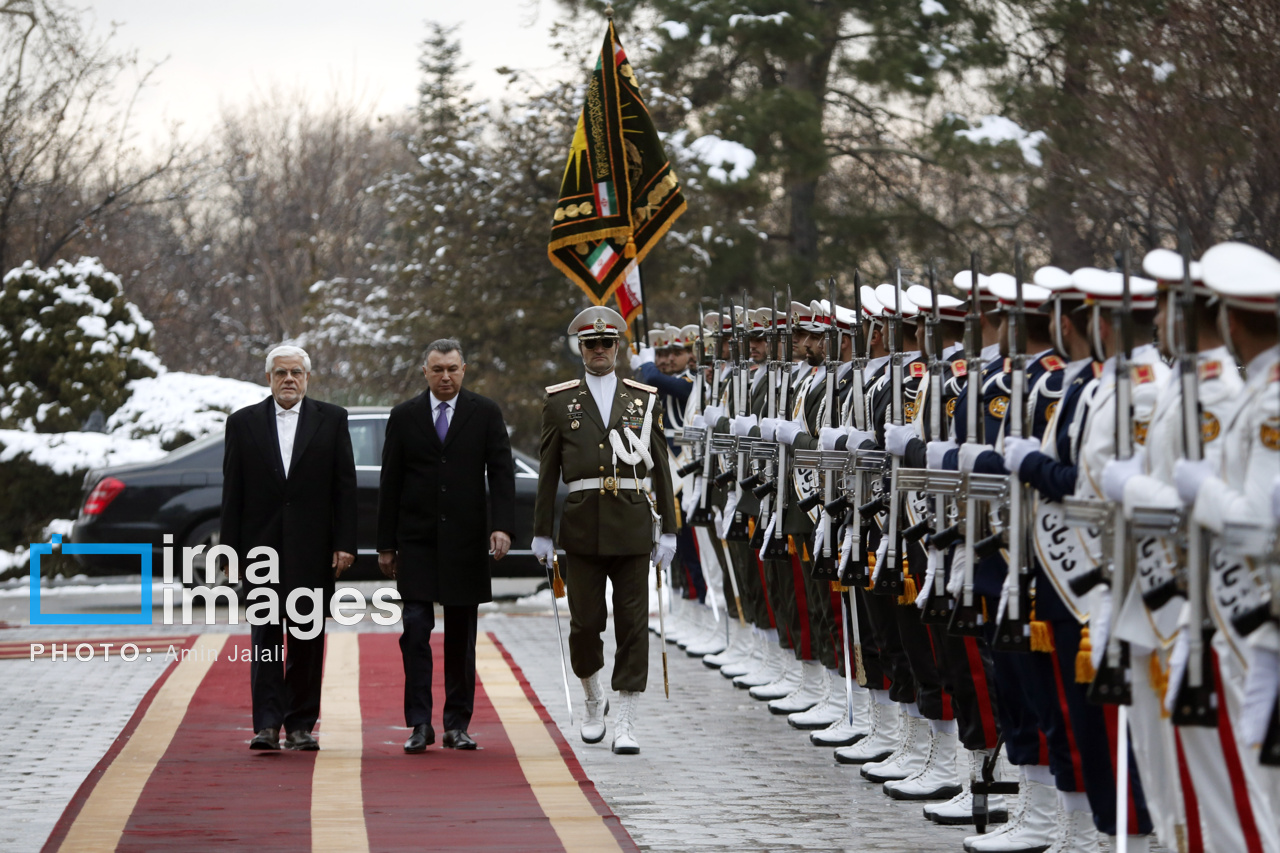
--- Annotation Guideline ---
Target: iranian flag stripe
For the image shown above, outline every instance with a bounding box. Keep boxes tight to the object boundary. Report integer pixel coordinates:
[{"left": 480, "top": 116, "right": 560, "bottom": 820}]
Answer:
[
  {"left": 616, "top": 264, "right": 642, "bottom": 322},
  {"left": 587, "top": 242, "right": 620, "bottom": 280},
  {"left": 594, "top": 181, "right": 616, "bottom": 216},
  {"left": 614, "top": 44, "right": 627, "bottom": 66}
]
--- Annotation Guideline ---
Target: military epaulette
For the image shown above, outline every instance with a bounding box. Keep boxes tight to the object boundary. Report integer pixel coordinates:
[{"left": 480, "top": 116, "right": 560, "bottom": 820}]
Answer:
[
  {"left": 623, "top": 378, "right": 657, "bottom": 394},
  {"left": 545, "top": 379, "right": 580, "bottom": 395},
  {"left": 952, "top": 360, "right": 967, "bottom": 377},
  {"left": 683, "top": 375, "right": 695, "bottom": 383},
  {"left": 1132, "top": 364, "right": 1156, "bottom": 385},
  {"left": 1040, "top": 354, "right": 1066, "bottom": 371},
  {"left": 910, "top": 362, "right": 926, "bottom": 378},
  {"left": 1199, "top": 361, "right": 1222, "bottom": 381},
  {"left": 1003, "top": 357, "right": 1012, "bottom": 373},
  {"left": 1092, "top": 362, "right": 1105, "bottom": 379}
]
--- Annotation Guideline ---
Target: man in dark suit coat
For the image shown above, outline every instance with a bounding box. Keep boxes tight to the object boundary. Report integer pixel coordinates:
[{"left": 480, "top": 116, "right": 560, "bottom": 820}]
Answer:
[
  {"left": 221, "top": 344, "right": 358, "bottom": 751},
  {"left": 377, "top": 339, "right": 516, "bottom": 752}
]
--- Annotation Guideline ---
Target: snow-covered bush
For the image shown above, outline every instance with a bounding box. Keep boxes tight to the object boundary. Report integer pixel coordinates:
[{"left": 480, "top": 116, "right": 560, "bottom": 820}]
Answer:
[{"left": 0, "top": 258, "right": 160, "bottom": 432}]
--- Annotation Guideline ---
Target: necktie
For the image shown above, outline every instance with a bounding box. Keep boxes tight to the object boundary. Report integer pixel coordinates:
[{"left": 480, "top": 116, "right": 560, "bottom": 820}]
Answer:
[{"left": 435, "top": 402, "right": 449, "bottom": 442}]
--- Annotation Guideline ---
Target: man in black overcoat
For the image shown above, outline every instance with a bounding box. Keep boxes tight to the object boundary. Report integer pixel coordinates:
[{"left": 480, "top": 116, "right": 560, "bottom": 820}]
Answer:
[
  {"left": 377, "top": 339, "right": 516, "bottom": 752},
  {"left": 221, "top": 344, "right": 358, "bottom": 751}
]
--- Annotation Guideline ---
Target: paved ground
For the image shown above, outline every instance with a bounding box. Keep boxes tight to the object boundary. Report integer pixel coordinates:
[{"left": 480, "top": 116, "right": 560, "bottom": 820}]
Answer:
[{"left": 0, "top": 578, "right": 982, "bottom": 852}]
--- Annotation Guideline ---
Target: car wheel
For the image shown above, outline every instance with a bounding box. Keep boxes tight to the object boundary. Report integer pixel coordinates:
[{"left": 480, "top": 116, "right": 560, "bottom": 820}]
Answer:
[{"left": 183, "top": 518, "right": 226, "bottom": 587}]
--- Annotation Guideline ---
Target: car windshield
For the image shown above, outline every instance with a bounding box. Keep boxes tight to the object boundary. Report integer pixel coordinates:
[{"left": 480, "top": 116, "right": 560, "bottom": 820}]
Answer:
[{"left": 162, "top": 433, "right": 223, "bottom": 461}]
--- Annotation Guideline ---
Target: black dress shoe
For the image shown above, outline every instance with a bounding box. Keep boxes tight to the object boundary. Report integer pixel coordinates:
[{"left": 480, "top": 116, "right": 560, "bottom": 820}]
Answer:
[
  {"left": 404, "top": 724, "right": 435, "bottom": 754},
  {"left": 249, "top": 727, "right": 280, "bottom": 750},
  {"left": 284, "top": 729, "right": 319, "bottom": 751},
  {"left": 442, "top": 729, "right": 477, "bottom": 750}
]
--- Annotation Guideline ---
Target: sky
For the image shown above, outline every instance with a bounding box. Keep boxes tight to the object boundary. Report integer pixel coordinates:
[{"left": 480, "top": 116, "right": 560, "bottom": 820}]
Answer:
[{"left": 87, "top": 0, "right": 580, "bottom": 146}]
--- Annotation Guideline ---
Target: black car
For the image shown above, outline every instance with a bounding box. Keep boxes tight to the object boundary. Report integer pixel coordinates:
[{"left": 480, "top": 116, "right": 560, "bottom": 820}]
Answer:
[{"left": 69, "top": 407, "right": 561, "bottom": 580}]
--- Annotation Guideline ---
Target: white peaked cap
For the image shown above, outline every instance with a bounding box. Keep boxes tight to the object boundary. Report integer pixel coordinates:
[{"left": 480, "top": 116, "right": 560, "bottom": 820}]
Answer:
[
  {"left": 1201, "top": 241, "right": 1280, "bottom": 311},
  {"left": 874, "top": 284, "right": 920, "bottom": 318},
  {"left": 568, "top": 305, "right": 625, "bottom": 337},
  {"left": 985, "top": 275, "right": 1052, "bottom": 309},
  {"left": 904, "top": 284, "right": 966, "bottom": 319},
  {"left": 1143, "top": 247, "right": 1203, "bottom": 283},
  {"left": 1033, "top": 265, "right": 1074, "bottom": 291},
  {"left": 860, "top": 285, "right": 885, "bottom": 318},
  {"left": 1070, "top": 267, "right": 1158, "bottom": 309},
  {"left": 953, "top": 269, "right": 994, "bottom": 295}
]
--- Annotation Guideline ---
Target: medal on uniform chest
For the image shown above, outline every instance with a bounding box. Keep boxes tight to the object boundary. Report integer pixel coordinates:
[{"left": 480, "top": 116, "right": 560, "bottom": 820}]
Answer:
[{"left": 568, "top": 401, "right": 584, "bottom": 429}]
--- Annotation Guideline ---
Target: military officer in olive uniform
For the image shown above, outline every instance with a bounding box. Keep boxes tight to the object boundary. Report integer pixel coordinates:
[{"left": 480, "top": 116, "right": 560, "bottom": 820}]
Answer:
[{"left": 532, "top": 305, "right": 678, "bottom": 755}]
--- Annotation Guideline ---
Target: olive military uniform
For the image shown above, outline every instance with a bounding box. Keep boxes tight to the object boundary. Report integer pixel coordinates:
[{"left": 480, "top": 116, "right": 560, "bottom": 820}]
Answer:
[{"left": 535, "top": 376, "right": 678, "bottom": 693}]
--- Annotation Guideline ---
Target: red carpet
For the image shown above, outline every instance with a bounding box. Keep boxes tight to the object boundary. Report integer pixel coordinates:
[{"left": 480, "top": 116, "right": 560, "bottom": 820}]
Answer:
[{"left": 41, "top": 630, "right": 636, "bottom": 852}]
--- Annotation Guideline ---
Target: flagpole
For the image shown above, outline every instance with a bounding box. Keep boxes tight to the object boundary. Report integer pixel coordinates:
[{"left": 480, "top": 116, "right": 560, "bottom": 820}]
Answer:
[{"left": 636, "top": 262, "right": 649, "bottom": 345}]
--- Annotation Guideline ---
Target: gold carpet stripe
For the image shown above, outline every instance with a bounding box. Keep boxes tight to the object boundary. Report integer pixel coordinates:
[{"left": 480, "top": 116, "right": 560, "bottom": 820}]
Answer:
[
  {"left": 475, "top": 633, "right": 623, "bottom": 853},
  {"left": 310, "top": 632, "right": 369, "bottom": 853},
  {"left": 57, "top": 633, "right": 228, "bottom": 852}
]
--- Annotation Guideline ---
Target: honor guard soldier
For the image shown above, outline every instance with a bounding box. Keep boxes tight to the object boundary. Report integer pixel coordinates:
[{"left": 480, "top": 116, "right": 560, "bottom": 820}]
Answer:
[{"left": 532, "top": 306, "right": 678, "bottom": 755}]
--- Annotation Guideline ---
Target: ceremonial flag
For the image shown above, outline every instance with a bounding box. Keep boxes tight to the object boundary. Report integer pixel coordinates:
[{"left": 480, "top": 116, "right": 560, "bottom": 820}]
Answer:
[
  {"left": 548, "top": 21, "right": 687, "bottom": 307},
  {"left": 615, "top": 263, "right": 643, "bottom": 326}
]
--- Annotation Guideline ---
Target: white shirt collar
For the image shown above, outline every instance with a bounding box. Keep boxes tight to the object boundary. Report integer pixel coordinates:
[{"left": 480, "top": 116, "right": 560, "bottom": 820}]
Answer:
[
  {"left": 429, "top": 392, "right": 457, "bottom": 412},
  {"left": 274, "top": 399, "right": 301, "bottom": 416}
]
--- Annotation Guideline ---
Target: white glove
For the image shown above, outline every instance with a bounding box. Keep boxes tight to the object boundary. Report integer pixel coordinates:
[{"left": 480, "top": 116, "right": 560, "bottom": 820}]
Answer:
[
  {"left": 947, "top": 545, "right": 966, "bottom": 597},
  {"left": 1174, "top": 458, "right": 1215, "bottom": 506},
  {"left": 819, "top": 426, "right": 848, "bottom": 451},
  {"left": 704, "top": 404, "right": 724, "bottom": 425},
  {"left": 628, "top": 346, "right": 654, "bottom": 371},
  {"left": 1101, "top": 447, "right": 1146, "bottom": 502},
  {"left": 652, "top": 533, "right": 677, "bottom": 570},
  {"left": 1272, "top": 476, "right": 1280, "bottom": 524},
  {"left": 758, "top": 417, "right": 779, "bottom": 441},
  {"left": 531, "top": 536, "right": 555, "bottom": 566},
  {"left": 732, "top": 414, "right": 758, "bottom": 436},
  {"left": 776, "top": 420, "right": 804, "bottom": 446},
  {"left": 872, "top": 536, "right": 889, "bottom": 582},
  {"left": 688, "top": 414, "right": 707, "bottom": 429},
  {"left": 1003, "top": 436, "right": 1041, "bottom": 479},
  {"left": 849, "top": 428, "right": 874, "bottom": 449},
  {"left": 958, "top": 443, "right": 986, "bottom": 473},
  {"left": 885, "top": 423, "right": 916, "bottom": 457},
  {"left": 926, "top": 440, "right": 957, "bottom": 470}
]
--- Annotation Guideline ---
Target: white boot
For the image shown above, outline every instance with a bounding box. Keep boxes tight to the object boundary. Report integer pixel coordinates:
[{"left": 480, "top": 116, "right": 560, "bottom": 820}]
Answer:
[
  {"left": 861, "top": 711, "right": 930, "bottom": 783},
  {"left": 579, "top": 671, "right": 608, "bottom": 744},
  {"left": 664, "top": 597, "right": 690, "bottom": 644},
  {"left": 703, "top": 622, "right": 751, "bottom": 668},
  {"left": 835, "top": 696, "right": 900, "bottom": 764},
  {"left": 721, "top": 631, "right": 764, "bottom": 678},
  {"left": 685, "top": 612, "right": 729, "bottom": 657},
  {"left": 611, "top": 690, "right": 640, "bottom": 755},
  {"left": 734, "top": 637, "right": 786, "bottom": 688},
  {"left": 1104, "top": 837, "right": 1150, "bottom": 853},
  {"left": 1041, "top": 796, "right": 1101, "bottom": 853},
  {"left": 964, "top": 774, "right": 1058, "bottom": 852},
  {"left": 925, "top": 748, "right": 1008, "bottom": 825},
  {"left": 810, "top": 686, "right": 868, "bottom": 746},
  {"left": 788, "top": 671, "right": 846, "bottom": 729},
  {"left": 675, "top": 603, "right": 706, "bottom": 648},
  {"left": 748, "top": 653, "right": 802, "bottom": 700},
  {"left": 883, "top": 722, "right": 962, "bottom": 800},
  {"left": 768, "top": 660, "right": 828, "bottom": 714}
]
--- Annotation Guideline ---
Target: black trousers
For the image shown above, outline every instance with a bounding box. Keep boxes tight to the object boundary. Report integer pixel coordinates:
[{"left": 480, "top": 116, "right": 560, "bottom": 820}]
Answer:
[
  {"left": 400, "top": 600, "right": 478, "bottom": 732},
  {"left": 250, "top": 619, "right": 325, "bottom": 733}
]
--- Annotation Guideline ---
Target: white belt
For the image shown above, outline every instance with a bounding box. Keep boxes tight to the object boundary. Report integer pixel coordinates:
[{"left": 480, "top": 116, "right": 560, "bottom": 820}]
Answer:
[{"left": 568, "top": 477, "right": 643, "bottom": 494}]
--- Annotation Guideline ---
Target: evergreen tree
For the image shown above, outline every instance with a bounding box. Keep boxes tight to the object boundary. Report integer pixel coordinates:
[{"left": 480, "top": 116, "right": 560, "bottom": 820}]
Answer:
[{"left": 0, "top": 258, "right": 159, "bottom": 432}]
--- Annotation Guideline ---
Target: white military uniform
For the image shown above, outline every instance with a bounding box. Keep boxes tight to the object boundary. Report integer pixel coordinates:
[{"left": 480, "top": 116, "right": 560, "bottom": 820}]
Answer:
[{"left": 1118, "top": 344, "right": 1247, "bottom": 851}]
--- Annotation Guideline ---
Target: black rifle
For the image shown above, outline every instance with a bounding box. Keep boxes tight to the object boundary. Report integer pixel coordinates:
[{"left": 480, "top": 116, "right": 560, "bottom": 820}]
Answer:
[{"left": 921, "top": 264, "right": 957, "bottom": 625}]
